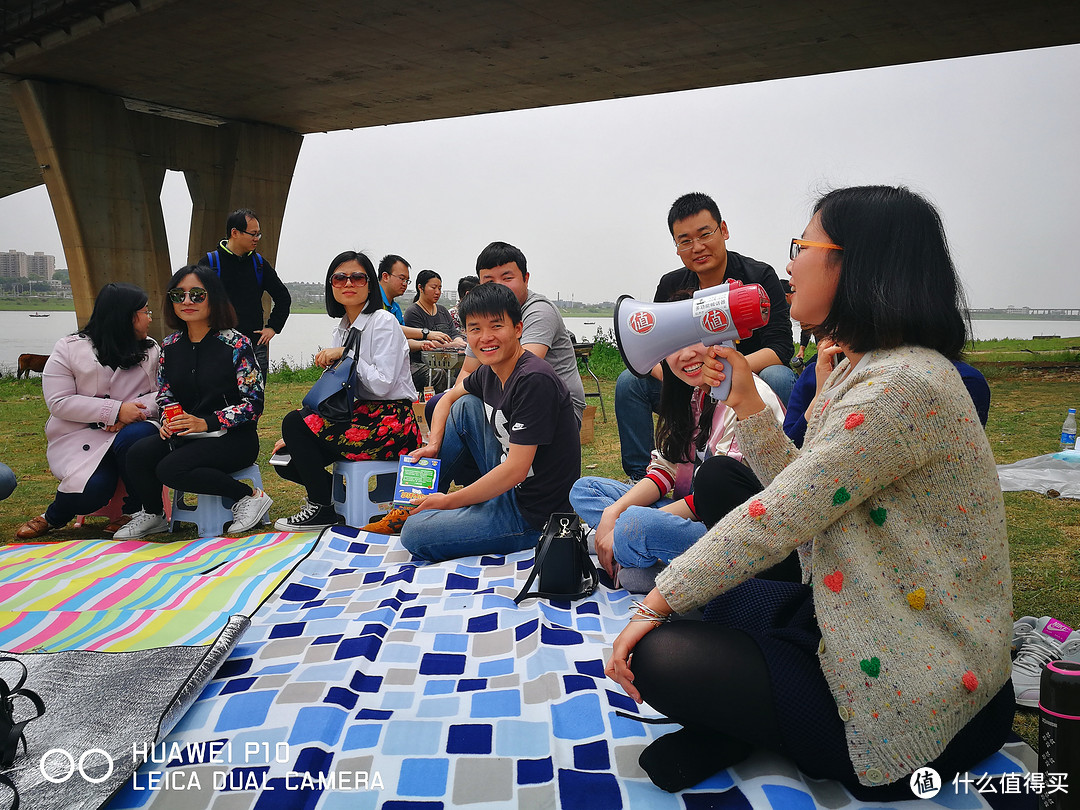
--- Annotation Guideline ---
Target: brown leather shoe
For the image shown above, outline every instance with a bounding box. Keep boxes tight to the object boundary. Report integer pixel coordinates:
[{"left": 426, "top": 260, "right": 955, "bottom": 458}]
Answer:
[
  {"left": 105, "top": 514, "right": 132, "bottom": 535},
  {"left": 15, "top": 515, "right": 56, "bottom": 541}
]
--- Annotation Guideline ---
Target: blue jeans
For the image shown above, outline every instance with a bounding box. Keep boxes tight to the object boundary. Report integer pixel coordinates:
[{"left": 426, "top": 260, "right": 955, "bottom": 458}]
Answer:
[
  {"left": 570, "top": 476, "right": 707, "bottom": 569},
  {"left": 44, "top": 420, "right": 159, "bottom": 526},
  {"left": 615, "top": 364, "right": 797, "bottom": 480},
  {"left": 0, "top": 462, "right": 16, "bottom": 501},
  {"left": 399, "top": 395, "right": 541, "bottom": 562},
  {"left": 757, "top": 363, "right": 796, "bottom": 411}
]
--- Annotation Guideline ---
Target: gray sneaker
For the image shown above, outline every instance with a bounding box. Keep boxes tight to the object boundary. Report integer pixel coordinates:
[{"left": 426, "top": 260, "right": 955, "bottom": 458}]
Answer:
[
  {"left": 112, "top": 510, "right": 169, "bottom": 540},
  {"left": 227, "top": 489, "right": 273, "bottom": 534},
  {"left": 1012, "top": 616, "right": 1080, "bottom": 707},
  {"left": 1012, "top": 615, "right": 1038, "bottom": 657}
]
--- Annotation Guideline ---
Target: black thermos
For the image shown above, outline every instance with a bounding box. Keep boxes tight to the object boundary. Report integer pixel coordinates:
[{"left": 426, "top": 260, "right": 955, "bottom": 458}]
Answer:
[{"left": 1039, "top": 660, "right": 1080, "bottom": 809}]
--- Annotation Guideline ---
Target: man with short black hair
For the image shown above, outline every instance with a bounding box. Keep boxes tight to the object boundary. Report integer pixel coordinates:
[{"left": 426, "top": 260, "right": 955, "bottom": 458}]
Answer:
[
  {"left": 400, "top": 282, "right": 580, "bottom": 561},
  {"left": 615, "top": 192, "right": 795, "bottom": 480},
  {"left": 199, "top": 208, "right": 291, "bottom": 375}
]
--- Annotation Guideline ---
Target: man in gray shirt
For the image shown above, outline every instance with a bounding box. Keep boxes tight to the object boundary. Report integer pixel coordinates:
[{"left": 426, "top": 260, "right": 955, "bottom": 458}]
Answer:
[{"left": 453, "top": 241, "right": 586, "bottom": 424}]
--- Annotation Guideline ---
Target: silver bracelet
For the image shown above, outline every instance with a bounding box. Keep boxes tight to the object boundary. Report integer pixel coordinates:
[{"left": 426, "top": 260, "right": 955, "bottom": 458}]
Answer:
[{"left": 630, "top": 600, "right": 672, "bottom": 624}]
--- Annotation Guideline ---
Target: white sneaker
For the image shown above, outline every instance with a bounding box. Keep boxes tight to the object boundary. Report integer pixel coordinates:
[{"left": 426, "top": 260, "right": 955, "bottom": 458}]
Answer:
[
  {"left": 227, "top": 489, "right": 273, "bottom": 534},
  {"left": 1012, "top": 615, "right": 1038, "bottom": 657},
  {"left": 112, "top": 510, "right": 170, "bottom": 540},
  {"left": 1012, "top": 616, "right": 1080, "bottom": 707}
]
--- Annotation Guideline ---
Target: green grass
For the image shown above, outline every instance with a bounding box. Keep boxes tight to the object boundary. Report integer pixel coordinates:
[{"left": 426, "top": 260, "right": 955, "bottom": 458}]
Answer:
[
  {"left": 0, "top": 297, "right": 74, "bottom": 311},
  {"left": 3, "top": 353, "right": 1079, "bottom": 751}
]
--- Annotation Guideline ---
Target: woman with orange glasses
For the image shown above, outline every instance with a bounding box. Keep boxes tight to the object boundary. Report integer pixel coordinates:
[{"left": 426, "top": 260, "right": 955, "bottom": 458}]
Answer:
[{"left": 606, "top": 186, "right": 1013, "bottom": 798}]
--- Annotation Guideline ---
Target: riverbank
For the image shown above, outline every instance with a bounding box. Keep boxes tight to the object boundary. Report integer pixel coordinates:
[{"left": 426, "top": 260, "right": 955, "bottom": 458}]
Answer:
[
  {"left": 3, "top": 298, "right": 1078, "bottom": 322},
  {"left": 0, "top": 297, "right": 74, "bottom": 311}
]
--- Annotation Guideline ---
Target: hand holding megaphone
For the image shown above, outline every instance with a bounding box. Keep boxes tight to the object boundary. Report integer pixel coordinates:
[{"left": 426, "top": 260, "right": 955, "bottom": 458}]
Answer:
[{"left": 614, "top": 280, "right": 770, "bottom": 401}]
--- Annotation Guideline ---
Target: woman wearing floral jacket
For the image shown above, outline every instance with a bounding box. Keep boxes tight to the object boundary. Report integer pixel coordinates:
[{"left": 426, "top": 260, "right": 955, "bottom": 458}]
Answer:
[
  {"left": 117, "top": 265, "right": 268, "bottom": 539},
  {"left": 272, "top": 250, "right": 421, "bottom": 531}
]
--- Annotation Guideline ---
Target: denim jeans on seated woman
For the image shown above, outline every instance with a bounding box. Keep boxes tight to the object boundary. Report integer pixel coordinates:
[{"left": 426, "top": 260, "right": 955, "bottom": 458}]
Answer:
[
  {"left": 44, "top": 420, "right": 159, "bottom": 526},
  {"left": 570, "top": 476, "right": 707, "bottom": 571},
  {"left": 399, "top": 395, "right": 542, "bottom": 562}
]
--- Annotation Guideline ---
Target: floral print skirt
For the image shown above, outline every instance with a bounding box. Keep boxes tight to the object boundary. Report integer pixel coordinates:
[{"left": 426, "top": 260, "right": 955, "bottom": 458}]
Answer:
[{"left": 302, "top": 399, "right": 422, "bottom": 461}]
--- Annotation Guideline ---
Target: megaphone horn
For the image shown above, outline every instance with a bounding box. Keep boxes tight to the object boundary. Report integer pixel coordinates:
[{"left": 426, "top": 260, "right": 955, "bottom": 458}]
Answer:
[{"left": 614, "top": 281, "right": 770, "bottom": 398}]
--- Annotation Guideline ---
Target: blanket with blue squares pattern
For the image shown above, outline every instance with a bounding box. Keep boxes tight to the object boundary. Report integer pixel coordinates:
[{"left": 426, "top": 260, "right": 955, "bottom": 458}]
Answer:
[{"left": 96, "top": 525, "right": 1039, "bottom": 810}]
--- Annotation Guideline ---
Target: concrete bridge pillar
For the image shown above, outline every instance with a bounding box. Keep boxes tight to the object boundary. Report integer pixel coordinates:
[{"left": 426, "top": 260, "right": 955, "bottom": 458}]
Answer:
[{"left": 11, "top": 79, "right": 302, "bottom": 341}]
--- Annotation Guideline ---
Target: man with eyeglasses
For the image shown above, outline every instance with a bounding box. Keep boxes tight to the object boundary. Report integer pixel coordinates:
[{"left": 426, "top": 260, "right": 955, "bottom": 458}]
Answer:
[
  {"left": 377, "top": 254, "right": 452, "bottom": 352},
  {"left": 614, "top": 191, "right": 795, "bottom": 482},
  {"left": 199, "top": 208, "right": 291, "bottom": 376}
]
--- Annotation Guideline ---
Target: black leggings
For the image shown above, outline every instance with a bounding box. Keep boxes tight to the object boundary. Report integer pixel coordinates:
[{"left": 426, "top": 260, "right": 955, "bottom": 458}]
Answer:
[
  {"left": 126, "top": 425, "right": 259, "bottom": 514},
  {"left": 630, "top": 586, "right": 1015, "bottom": 798},
  {"left": 274, "top": 410, "right": 346, "bottom": 505}
]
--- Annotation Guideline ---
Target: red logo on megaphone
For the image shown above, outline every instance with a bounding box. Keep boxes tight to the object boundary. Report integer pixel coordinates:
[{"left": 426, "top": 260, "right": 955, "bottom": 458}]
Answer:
[
  {"left": 628, "top": 310, "right": 655, "bottom": 334},
  {"left": 701, "top": 309, "right": 729, "bottom": 333}
]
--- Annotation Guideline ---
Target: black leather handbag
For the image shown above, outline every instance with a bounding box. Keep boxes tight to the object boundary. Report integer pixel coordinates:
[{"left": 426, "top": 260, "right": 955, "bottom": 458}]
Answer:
[
  {"left": 514, "top": 512, "right": 599, "bottom": 603},
  {"left": 301, "top": 327, "right": 362, "bottom": 423}
]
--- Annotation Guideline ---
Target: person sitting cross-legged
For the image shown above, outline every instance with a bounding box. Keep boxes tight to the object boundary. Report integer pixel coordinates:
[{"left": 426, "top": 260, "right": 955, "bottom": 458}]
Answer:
[{"left": 398, "top": 282, "right": 580, "bottom": 562}]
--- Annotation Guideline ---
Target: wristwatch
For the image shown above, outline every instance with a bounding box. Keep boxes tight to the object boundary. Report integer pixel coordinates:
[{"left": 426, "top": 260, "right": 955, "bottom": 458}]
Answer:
[{"left": 421, "top": 328, "right": 430, "bottom": 339}]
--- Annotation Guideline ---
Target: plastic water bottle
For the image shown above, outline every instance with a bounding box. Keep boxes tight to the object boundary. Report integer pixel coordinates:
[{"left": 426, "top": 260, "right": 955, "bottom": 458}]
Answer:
[{"left": 1061, "top": 408, "right": 1077, "bottom": 451}]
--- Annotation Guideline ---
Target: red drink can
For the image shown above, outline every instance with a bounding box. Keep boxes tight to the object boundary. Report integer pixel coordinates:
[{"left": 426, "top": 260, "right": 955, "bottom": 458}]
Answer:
[{"left": 163, "top": 403, "right": 184, "bottom": 422}]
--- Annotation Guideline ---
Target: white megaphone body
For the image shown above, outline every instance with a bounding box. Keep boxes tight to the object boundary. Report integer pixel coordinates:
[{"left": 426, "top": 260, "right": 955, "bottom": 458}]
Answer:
[{"left": 614, "top": 280, "right": 771, "bottom": 401}]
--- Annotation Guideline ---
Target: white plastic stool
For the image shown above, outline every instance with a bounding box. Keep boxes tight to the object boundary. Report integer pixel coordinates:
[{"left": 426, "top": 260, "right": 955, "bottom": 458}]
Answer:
[
  {"left": 332, "top": 460, "right": 400, "bottom": 527},
  {"left": 169, "top": 464, "right": 267, "bottom": 537}
]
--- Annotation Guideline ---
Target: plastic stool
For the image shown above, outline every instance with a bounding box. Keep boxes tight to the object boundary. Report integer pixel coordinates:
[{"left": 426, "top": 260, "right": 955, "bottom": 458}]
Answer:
[
  {"left": 332, "top": 460, "right": 400, "bottom": 527},
  {"left": 73, "top": 482, "right": 127, "bottom": 529},
  {"left": 169, "top": 464, "right": 267, "bottom": 537}
]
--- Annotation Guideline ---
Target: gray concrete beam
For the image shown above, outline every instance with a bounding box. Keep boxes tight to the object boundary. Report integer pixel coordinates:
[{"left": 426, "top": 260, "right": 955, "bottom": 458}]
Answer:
[{"left": 11, "top": 79, "right": 301, "bottom": 340}]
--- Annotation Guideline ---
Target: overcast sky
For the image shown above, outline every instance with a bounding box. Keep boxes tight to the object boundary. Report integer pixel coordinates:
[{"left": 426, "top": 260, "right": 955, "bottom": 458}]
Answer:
[{"left": 1, "top": 44, "right": 1077, "bottom": 309}]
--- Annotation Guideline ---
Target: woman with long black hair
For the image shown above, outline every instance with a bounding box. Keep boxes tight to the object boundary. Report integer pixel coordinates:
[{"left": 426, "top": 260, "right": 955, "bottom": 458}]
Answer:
[{"left": 15, "top": 283, "right": 160, "bottom": 540}]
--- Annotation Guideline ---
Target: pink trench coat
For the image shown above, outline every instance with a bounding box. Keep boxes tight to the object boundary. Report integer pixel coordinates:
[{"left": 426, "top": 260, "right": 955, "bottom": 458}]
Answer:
[{"left": 43, "top": 334, "right": 160, "bottom": 493}]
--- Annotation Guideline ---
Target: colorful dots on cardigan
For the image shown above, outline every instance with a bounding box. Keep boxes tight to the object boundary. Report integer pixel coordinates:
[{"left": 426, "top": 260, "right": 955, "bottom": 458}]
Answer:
[
  {"left": 833, "top": 487, "right": 851, "bottom": 505},
  {"left": 748, "top": 500, "right": 766, "bottom": 518},
  {"left": 845, "top": 412, "right": 866, "bottom": 429},
  {"left": 906, "top": 588, "right": 926, "bottom": 610}
]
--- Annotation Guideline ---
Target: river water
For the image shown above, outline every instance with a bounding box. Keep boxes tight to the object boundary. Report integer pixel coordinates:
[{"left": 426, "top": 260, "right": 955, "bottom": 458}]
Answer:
[{"left": 2, "top": 310, "right": 1078, "bottom": 374}]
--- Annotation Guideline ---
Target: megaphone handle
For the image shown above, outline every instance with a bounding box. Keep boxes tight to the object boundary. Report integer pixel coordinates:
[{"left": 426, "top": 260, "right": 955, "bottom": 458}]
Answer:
[{"left": 708, "top": 342, "right": 734, "bottom": 402}]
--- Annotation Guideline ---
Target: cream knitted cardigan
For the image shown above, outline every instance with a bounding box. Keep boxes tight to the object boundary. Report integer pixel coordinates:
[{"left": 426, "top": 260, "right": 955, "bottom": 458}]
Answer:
[{"left": 655, "top": 346, "right": 1012, "bottom": 787}]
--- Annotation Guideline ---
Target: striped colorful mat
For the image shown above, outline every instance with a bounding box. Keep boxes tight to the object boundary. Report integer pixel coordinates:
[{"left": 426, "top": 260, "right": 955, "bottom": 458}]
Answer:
[{"left": 0, "top": 531, "right": 318, "bottom": 653}]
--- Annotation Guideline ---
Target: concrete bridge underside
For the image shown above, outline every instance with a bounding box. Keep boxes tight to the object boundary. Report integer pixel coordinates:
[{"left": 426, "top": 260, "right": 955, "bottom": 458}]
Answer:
[{"left": 2, "top": 0, "right": 1079, "bottom": 334}]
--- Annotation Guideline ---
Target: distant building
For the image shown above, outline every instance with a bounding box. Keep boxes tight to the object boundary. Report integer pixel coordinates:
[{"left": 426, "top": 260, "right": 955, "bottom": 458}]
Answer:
[
  {"left": 27, "top": 251, "right": 56, "bottom": 280},
  {"left": 1, "top": 249, "right": 56, "bottom": 280},
  {"left": 0, "top": 250, "right": 28, "bottom": 279}
]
